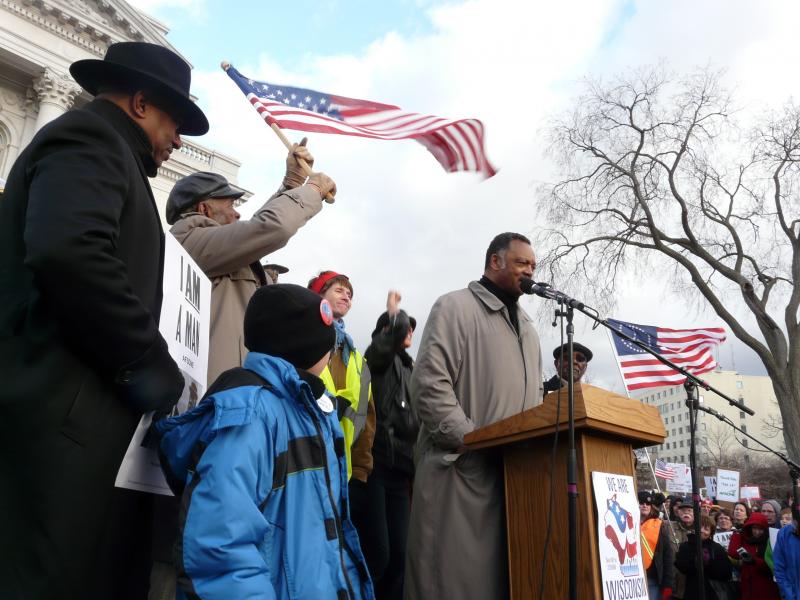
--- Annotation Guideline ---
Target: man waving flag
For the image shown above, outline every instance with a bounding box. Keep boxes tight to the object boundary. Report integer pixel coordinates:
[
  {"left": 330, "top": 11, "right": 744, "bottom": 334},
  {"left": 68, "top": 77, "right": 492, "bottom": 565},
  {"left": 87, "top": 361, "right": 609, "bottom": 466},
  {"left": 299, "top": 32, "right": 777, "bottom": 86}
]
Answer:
[{"left": 224, "top": 64, "right": 496, "bottom": 178}]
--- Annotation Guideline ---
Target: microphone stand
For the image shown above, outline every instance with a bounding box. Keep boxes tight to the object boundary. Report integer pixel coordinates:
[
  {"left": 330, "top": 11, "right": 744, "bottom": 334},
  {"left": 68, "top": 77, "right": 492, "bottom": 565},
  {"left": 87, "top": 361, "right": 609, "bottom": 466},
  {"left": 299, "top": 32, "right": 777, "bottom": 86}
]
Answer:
[
  {"left": 553, "top": 298, "right": 578, "bottom": 600},
  {"left": 694, "top": 401, "right": 800, "bottom": 529},
  {"left": 529, "top": 281, "right": 754, "bottom": 600},
  {"left": 684, "top": 381, "right": 705, "bottom": 600}
]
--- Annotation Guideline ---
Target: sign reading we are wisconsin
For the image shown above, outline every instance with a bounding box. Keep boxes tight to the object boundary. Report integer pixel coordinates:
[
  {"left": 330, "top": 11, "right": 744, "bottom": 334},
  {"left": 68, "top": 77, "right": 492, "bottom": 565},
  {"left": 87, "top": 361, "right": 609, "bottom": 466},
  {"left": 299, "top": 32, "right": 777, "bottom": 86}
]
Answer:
[
  {"left": 115, "top": 234, "right": 211, "bottom": 495},
  {"left": 592, "top": 472, "right": 648, "bottom": 600}
]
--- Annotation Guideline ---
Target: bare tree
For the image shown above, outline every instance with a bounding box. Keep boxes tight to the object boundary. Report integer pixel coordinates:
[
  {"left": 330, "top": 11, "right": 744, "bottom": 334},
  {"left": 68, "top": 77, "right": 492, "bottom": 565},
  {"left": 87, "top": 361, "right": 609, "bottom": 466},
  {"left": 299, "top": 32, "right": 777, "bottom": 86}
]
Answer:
[
  {"left": 538, "top": 66, "right": 800, "bottom": 461},
  {"left": 699, "top": 422, "right": 739, "bottom": 468}
]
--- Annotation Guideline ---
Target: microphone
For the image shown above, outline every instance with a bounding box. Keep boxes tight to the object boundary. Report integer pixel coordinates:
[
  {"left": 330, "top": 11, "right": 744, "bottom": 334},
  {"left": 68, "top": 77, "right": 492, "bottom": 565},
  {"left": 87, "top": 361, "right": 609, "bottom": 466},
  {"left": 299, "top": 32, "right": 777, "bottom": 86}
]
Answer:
[
  {"left": 519, "top": 279, "right": 585, "bottom": 310},
  {"left": 519, "top": 278, "right": 552, "bottom": 298}
]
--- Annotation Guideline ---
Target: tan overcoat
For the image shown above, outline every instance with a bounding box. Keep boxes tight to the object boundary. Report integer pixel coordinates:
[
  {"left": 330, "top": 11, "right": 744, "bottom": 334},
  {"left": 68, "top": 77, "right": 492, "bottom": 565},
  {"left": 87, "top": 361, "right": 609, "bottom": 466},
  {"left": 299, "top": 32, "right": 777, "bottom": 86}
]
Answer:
[
  {"left": 404, "top": 281, "right": 543, "bottom": 600},
  {"left": 170, "top": 186, "right": 322, "bottom": 386}
]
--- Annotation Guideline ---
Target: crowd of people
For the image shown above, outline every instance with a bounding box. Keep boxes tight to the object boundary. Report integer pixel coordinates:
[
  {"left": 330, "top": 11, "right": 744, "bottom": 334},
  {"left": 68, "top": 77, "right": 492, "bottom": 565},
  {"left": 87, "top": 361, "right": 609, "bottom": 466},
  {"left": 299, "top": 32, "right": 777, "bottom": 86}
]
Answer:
[
  {"left": 1, "top": 39, "right": 799, "bottom": 600},
  {"left": 639, "top": 490, "right": 800, "bottom": 600}
]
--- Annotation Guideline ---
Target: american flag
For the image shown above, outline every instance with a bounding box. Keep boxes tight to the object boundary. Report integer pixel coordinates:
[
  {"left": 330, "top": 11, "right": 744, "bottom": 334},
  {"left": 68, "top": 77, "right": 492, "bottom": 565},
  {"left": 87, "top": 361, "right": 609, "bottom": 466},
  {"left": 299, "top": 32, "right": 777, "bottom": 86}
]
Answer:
[
  {"left": 225, "top": 65, "right": 496, "bottom": 178},
  {"left": 654, "top": 458, "right": 676, "bottom": 480},
  {"left": 609, "top": 319, "right": 726, "bottom": 392}
]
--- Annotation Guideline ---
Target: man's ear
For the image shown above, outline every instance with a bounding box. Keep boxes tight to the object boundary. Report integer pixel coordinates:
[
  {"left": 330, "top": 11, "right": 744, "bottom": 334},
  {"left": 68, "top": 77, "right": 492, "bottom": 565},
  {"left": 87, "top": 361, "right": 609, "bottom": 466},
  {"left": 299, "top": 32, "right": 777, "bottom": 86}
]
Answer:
[
  {"left": 128, "top": 90, "right": 148, "bottom": 120},
  {"left": 196, "top": 201, "right": 210, "bottom": 218}
]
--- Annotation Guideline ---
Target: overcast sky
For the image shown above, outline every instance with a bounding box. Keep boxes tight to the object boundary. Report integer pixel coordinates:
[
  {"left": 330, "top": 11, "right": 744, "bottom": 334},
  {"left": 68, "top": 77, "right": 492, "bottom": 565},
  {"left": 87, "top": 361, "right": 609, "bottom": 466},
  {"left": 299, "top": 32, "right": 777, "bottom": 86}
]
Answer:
[{"left": 127, "top": 0, "right": 800, "bottom": 393}]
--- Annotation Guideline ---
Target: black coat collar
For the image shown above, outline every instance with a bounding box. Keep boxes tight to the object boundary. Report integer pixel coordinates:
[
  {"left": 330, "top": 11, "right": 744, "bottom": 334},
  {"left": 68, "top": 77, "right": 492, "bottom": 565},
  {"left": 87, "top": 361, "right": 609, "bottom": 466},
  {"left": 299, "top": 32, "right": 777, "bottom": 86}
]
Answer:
[
  {"left": 84, "top": 99, "right": 158, "bottom": 177},
  {"left": 295, "top": 368, "right": 327, "bottom": 398}
]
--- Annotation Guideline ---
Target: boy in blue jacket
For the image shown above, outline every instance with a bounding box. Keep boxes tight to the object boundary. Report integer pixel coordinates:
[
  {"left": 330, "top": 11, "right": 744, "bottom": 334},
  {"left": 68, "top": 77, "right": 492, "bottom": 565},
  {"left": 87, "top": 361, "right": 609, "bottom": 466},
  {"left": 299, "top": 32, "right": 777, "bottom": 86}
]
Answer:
[{"left": 155, "top": 284, "right": 374, "bottom": 600}]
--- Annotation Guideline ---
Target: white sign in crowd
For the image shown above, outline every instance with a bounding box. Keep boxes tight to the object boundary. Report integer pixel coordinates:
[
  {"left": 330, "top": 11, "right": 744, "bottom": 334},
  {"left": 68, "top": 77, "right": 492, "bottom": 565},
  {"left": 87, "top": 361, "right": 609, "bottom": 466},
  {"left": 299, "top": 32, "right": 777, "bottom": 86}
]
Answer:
[
  {"left": 665, "top": 463, "right": 692, "bottom": 494},
  {"left": 115, "top": 234, "right": 211, "bottom": 495},
  {"left": 703, "top": 476, "right": 717, "bottom": 498},
  {"left": 715, "top": 468, "right": 740, "bottom": 502}
]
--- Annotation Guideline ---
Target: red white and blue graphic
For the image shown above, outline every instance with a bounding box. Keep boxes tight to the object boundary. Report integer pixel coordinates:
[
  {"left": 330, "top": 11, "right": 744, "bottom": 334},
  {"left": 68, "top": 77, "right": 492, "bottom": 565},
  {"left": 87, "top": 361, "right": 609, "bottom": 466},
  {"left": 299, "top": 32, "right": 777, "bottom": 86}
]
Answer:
[
  {"left": 225, "top": 65, "right": 496, "bottom": 178},
  {"left": 319, "top": 299, "right": 334, "bottom": 326},
  {"left": 609, "top": 318, "right": 726, "bottom": 391},
  {"left": 603, "top": 494, "right": 638, "bottom": 566},
  {"left": 593, "top": 472, "right": 647, "bottom": 598}
]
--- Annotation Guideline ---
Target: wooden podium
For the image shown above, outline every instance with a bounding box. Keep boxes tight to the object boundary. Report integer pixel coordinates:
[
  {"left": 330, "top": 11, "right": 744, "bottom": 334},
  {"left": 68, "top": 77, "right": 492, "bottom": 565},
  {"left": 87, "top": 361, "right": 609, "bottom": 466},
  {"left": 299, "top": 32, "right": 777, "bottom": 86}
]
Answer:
[{"left": 464, "top": 384, "right": 666, "bottom": 599}]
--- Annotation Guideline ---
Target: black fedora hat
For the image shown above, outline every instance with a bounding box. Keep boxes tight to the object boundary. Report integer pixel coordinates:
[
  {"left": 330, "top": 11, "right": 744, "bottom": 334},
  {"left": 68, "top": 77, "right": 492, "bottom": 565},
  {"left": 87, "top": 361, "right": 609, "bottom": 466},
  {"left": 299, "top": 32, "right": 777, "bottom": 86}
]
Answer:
[{"left": 70, "top": 42, "right": 209, "bottom": 136}]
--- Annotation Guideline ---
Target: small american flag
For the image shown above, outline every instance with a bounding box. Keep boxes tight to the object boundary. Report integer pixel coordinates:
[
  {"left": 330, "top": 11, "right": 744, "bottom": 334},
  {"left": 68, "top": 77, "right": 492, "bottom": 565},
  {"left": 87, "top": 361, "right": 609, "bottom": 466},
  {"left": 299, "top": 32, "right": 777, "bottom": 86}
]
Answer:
[
  {"left": 225, "top": 65, "right": 496, "bottom": 178},
  {"left": 609, "top": 319, "right": 726, "bottom": 392},
  {"left": 654, "top": 459, "right": 676, "bottom": 480}
]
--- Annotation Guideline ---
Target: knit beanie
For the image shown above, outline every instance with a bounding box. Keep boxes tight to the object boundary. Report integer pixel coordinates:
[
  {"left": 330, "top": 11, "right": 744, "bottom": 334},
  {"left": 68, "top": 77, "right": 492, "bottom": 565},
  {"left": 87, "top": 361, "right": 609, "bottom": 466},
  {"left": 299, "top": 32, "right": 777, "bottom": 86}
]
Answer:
[
  {"left": 371, "top": 310, "right": 417, "bottom": 338},
  {"left": 762, "top": 499, "right": 782, "bottom": 520},
  {"left": 244, "top": 284, "right": 335, "bottom": 370}
]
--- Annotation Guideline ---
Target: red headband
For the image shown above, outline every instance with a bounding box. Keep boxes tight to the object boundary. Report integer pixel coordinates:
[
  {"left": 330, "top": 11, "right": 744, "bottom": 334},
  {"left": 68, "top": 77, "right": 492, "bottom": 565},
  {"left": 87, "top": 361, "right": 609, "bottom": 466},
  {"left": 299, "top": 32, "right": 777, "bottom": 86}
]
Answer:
[{"left": 309, "top": 271, "right": 348, "bottom": 295}]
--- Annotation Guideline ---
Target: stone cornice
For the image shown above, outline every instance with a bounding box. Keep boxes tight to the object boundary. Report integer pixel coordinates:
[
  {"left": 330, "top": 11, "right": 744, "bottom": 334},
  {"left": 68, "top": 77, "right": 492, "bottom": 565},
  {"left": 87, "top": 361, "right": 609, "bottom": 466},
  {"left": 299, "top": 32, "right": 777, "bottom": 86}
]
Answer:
[
  {"left": 2, "top": 0, "right": 180, "bottom": 58},
  {"left": 5, "top": 0, "right": 113, "bottom": 57}
]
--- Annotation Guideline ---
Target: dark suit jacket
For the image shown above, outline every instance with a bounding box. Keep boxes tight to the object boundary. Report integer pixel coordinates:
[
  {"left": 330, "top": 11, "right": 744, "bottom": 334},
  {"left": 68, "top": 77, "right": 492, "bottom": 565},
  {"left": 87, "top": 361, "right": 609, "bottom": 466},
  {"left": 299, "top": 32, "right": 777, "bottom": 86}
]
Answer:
[{"left": 0, "top": 99, "right": 182, "bottom": 599}]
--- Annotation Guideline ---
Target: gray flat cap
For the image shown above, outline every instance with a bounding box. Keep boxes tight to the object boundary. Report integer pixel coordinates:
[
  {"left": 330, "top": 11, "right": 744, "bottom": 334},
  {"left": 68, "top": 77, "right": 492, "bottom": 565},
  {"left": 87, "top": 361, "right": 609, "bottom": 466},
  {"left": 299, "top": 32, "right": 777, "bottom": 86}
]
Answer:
[{"left": 166, "top": 171, "right": 245, "bottom": 224}]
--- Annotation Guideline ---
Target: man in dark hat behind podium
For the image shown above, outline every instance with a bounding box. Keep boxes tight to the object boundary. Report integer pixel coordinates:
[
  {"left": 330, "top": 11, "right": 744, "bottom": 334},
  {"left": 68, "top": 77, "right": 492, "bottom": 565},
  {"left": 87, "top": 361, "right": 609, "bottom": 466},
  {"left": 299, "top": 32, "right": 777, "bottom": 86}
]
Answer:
[
  {"left": 0, "top": 42, "right": 208, "bottom": 599},
  {"left": 543, "top": 341, "right": 594, "bottom": 393}
]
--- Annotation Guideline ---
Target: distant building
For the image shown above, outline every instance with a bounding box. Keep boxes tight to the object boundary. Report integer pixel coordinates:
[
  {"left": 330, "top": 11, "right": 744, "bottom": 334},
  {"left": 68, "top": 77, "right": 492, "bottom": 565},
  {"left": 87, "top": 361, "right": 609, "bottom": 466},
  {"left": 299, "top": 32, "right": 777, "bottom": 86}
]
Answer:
[
  {"left": 0, "top": 0, "right": 249, "bottom": 222},
  {"left": 636, "top": 369, "right": 783, "bottom": 467}
]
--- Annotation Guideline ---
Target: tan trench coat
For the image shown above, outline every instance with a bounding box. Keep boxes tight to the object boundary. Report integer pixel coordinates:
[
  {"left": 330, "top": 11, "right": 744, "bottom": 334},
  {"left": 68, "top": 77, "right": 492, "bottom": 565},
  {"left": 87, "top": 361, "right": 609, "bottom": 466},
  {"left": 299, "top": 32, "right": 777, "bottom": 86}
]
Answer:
[
  {"left": 404, "top": 281, "right": 543, "bottom": 600},
  {"left": 170, "top": 185, "right": 322, "bottom": 386}
]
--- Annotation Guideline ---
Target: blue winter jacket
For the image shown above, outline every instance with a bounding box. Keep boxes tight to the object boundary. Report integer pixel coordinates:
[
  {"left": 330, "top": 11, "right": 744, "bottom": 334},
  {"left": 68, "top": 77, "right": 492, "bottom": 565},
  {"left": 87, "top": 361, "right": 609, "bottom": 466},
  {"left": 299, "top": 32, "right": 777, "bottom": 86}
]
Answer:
[
  {"left": 773, "top": 523, "right": 800, "bottom": 600},
  {"left": 155, "top": 352, "right": 375, "bottom": 600}
]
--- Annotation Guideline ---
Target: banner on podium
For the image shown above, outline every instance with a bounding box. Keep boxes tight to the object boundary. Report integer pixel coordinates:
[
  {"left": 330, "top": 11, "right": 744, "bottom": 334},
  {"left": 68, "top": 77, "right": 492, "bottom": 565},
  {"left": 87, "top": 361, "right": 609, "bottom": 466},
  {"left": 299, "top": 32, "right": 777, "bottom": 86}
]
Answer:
[{"left": 592, "top": 472, "right": 648, "bottom": 600}]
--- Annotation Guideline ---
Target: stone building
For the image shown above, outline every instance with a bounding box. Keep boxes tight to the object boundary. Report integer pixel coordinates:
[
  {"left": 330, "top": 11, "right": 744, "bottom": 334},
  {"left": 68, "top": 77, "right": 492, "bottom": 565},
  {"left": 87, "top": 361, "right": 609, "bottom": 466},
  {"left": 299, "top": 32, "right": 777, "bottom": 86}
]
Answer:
[
  {"left": 637, "top": 369, "right": 784, "bottom": 468},
  {"left": 0, "top": 0, "right": 248, "bottom": 216}
]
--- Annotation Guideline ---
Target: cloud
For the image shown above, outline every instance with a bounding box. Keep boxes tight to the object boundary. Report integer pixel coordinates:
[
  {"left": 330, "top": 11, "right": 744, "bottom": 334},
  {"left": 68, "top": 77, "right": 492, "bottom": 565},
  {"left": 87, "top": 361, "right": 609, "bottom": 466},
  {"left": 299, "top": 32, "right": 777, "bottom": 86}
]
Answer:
[
  {"left": 185, "top": 0, "right": 621, "bottom": 354},
  {"left": 175, "top": 0, "right": 793, "bottom": 385},
  {"left": 127, "top": 0, "right": 207, "bottom": 22}
]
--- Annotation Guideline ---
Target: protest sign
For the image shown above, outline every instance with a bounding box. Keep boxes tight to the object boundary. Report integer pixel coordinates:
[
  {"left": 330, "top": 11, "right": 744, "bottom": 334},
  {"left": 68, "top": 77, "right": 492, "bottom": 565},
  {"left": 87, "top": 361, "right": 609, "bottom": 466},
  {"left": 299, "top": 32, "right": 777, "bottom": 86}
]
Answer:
[
  {"left": 592, "top": 472, "right": 648, "bottom": 600},
  {"left": 704, "top": 476, "right": 717, "bottom": 498},
  {"left": 713, "top": 531, "right": 733, "bottom": 550},
  {"left": 665, "top": 463, "right": 692, "bottom": 494},
  {"left": 716, "top": 469, "right": 740, "bottom": 502},
  {"left": 740, "top": 486, "right": 761, "bottom": 500},
  {"left": 115, "top": 234, "right": 210, "bottom": 495},
  {"left": 770, "top": 527, "right": 779, "bottom": 554}
]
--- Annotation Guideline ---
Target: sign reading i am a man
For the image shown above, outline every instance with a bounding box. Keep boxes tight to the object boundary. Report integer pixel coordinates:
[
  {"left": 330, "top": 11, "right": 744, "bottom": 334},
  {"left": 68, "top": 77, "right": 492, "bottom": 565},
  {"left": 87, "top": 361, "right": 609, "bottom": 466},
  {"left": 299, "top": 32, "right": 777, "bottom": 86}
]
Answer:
[{"left": 115, "top": 234, "right": 211, "bottom": 495}]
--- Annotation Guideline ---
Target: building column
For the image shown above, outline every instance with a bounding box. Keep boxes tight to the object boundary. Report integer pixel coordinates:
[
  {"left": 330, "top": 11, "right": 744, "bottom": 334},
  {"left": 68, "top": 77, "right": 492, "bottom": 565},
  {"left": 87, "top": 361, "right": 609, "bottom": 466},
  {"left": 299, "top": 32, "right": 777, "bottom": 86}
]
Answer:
[
  {"left": 31, "top": 68, "right": 82, "bottom": 133},
  {"left": 17, "top": 88, "right": 39, "bottom": 153}
]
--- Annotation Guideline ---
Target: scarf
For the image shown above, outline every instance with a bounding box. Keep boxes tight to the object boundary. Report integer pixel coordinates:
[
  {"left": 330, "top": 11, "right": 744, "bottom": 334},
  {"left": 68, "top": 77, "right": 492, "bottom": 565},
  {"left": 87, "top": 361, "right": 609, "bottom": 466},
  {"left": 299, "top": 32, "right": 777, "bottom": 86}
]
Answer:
[
  {"left": 478, "top": 275, "right": 520, "bottom": 334},
  {"left": 334, "top": 319, "right": 355, "bottom": 367}
]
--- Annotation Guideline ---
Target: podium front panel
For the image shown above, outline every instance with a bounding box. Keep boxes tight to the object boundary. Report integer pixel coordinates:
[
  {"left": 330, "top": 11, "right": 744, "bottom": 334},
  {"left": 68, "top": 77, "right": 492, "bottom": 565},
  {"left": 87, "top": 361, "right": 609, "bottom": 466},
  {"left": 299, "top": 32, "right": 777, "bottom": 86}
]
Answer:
[{"left": 503, "top": 431, "right": 636, "bottom": 599}]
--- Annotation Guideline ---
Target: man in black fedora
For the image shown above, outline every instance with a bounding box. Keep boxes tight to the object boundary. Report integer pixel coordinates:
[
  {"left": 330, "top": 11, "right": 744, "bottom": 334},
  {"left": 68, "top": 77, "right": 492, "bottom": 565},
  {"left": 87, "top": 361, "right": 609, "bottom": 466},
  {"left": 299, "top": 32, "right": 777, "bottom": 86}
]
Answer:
[
  {"left": 0, "top": 42, "right": 208, "bottom": 599},
  {"left": 543, "top": 341, "right": 594, "bottom": 392}
]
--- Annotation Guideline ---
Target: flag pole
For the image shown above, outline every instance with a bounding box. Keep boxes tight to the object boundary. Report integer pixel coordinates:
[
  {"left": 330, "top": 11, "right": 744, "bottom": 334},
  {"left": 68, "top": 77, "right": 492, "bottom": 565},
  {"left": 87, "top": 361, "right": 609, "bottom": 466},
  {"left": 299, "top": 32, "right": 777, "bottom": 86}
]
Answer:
[
  {"left": 606, "top": 328, "right": 664, "bottom": 493},
  {"left": 604, "top": 327, "right": 631, "bottom": 398},
  {"left": 220, "top": 61, "right": 335, "bottom": 204},
  {"left": 642, "top": 447, "right": 662, "bottom": 493}
]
